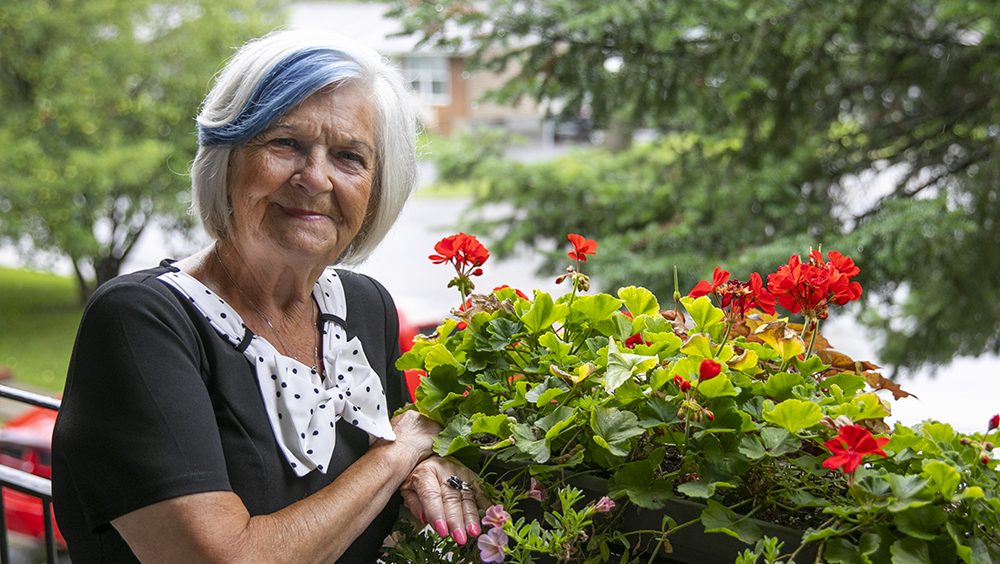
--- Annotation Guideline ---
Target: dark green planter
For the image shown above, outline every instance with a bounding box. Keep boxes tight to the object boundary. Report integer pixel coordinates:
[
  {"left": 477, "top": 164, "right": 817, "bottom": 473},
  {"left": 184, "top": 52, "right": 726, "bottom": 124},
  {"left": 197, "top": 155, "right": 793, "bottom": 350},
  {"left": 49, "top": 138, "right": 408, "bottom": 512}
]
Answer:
[{"left": 487, "top": 462, "right": 816, "bottom": 564}]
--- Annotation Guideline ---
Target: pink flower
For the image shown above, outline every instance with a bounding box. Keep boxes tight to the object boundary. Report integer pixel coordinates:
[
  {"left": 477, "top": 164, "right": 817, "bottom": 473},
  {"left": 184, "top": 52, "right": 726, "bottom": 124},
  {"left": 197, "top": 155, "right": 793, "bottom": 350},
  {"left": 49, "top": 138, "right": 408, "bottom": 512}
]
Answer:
[
  {"left": 593, "top": 496, "right": 615, "bottom": 513},
  {"left": 526, "top": 477, "right": 548, "bottom": 502},
  {"left": 477, "top": 527, "right": 509, "bottom": 563},
  {"left": 482, "top": 505, "right": 511, "bottom": 529}
]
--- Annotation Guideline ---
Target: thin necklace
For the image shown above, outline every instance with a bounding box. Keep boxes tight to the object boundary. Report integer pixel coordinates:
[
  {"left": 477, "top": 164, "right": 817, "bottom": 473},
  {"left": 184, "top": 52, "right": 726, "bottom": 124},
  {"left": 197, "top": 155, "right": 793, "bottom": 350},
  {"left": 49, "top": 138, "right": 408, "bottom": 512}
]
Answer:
[{"left": 214, "top": 245, "right": 320, "bottom": 372}]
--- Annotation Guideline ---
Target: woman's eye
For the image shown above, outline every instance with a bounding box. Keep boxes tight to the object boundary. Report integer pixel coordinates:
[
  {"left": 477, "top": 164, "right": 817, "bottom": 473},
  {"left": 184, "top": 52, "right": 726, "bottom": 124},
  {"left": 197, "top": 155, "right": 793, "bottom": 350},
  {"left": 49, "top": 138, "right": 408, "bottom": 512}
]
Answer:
[
  {"left": 339, "top": 151, "right": 364, "bottom": 164},
  {"left": 274, "top": 138, "right": 300, "bottom": 149}
]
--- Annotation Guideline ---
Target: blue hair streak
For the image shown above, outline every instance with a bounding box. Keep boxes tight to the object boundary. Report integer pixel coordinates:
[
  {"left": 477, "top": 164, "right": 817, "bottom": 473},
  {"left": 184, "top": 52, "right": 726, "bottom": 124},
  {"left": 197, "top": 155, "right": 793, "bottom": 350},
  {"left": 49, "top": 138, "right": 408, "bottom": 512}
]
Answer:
[{"left": 198, "top": 47, "right": 360, "bottom": 147}]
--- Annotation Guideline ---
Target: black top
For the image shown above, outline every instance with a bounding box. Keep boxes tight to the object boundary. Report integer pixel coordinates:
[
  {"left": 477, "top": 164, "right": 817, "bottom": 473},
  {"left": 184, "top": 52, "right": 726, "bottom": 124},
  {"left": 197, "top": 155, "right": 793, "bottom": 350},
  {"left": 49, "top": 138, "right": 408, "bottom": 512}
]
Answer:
[{"left": 52, "top": 262, "right": 407, "bottom": 563}]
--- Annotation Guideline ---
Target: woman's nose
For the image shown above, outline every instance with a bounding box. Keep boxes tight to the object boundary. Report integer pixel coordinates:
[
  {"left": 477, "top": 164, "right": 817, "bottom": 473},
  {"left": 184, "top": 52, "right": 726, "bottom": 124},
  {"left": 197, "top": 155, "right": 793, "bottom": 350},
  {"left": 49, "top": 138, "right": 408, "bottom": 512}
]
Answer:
[{"left": 292, "top": 151, "right": 334, "bottom": 194}]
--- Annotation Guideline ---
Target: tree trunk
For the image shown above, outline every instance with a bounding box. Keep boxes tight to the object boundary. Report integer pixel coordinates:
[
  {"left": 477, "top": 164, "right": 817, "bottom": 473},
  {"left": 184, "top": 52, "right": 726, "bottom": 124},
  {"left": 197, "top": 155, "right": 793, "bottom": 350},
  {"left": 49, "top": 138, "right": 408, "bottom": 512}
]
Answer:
[
  {"left": 73, "top": 254, "right": 124, "bottom": 305},
  {"left": 601, "top": 116, "right": 634, "bottom": 153}
]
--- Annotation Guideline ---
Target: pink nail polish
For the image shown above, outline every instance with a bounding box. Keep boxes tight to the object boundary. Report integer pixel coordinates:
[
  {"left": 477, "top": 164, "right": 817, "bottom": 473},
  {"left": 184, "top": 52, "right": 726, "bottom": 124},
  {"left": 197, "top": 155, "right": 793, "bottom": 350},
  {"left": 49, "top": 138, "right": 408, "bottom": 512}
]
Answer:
[
  {"left": 434, "top": 520, "right": 449, "bottom": 538},
  {"left": 468, "top": 522, "right": 481, "bottom": 537},
  {"left": 453, "top": 528, "right": 467, "bottom": 545},
  {"left": 418, "top": 511, "right": 426, "bottom": 526}
]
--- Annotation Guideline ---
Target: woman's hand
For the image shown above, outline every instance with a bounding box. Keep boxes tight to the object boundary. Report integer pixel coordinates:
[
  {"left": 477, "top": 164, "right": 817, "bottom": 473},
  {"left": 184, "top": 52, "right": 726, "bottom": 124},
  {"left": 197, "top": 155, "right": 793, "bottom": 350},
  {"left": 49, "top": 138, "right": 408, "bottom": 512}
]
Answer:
[
  {"left": 380, "top": 409, "right": 442, "bottom": 468},
  {"left": 400, "top": 456, "right": 490, "bottom": 546}
]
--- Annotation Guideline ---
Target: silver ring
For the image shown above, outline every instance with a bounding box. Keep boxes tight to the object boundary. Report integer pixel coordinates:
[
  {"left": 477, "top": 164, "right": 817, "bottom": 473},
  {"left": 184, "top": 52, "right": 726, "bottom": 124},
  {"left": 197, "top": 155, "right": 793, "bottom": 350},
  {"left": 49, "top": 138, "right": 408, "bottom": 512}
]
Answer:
[{"left": 447, "top": 475, "right": 472, "bottom": 491}]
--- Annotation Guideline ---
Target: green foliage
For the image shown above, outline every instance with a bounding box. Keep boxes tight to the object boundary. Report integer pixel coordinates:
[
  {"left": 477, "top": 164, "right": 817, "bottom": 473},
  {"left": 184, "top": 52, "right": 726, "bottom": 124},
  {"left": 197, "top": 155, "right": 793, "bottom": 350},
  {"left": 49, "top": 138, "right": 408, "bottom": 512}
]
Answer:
[
  {"left": 0, "top": 267, "right": 82, "bottom": 391},
  {"left": 386, "top": 0, "right": 1000, "bottom": 371},
  {"left": 393, "top": 261, "right": 1000, "bottom": 562},
  {"left": 0, "top": 0, "right": 285, "bottom": 301}
]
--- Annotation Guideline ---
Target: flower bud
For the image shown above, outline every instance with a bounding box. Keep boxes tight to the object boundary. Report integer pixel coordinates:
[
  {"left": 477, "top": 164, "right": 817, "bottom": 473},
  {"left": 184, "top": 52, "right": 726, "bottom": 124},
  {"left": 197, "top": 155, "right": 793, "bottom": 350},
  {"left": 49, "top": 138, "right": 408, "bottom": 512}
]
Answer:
[
  {"left": 960, "top": 438, "right": 970, "bottom": 446},
  {"left": 986, "top": 442, "right": 994, "bottom": 450},
  {"left": 989, "top": 414, "right": 1000, "bottom": 431},
  {"left": 983, "top": 455, "right": 991, "bottom": 465}
]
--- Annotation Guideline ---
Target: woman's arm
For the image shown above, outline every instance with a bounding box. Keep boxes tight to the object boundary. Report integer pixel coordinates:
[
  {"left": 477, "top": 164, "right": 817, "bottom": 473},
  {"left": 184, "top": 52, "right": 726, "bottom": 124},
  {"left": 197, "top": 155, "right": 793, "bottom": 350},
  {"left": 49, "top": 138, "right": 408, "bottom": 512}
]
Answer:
[{"left": 113, "top": 410, "right": 437, "bottom": 564}]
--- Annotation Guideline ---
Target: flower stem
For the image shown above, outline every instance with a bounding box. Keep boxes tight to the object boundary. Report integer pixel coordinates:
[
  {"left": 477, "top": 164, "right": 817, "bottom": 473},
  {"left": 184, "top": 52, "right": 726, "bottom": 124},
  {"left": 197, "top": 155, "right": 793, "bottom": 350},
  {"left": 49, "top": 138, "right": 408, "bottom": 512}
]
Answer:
[
  {"left": 713, "top": 321, "right": 732, "bottom": 359},
  {"left": 804, "top": 317, "right": 819, "bottom": 359}
]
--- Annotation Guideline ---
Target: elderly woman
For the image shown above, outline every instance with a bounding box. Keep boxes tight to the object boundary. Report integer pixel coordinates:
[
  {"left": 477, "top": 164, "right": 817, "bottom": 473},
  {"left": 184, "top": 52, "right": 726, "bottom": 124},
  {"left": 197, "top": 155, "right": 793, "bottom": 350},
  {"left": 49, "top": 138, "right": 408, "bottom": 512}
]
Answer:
[{"left": 52, "top": 30, "right": 486, "bottom": 563}]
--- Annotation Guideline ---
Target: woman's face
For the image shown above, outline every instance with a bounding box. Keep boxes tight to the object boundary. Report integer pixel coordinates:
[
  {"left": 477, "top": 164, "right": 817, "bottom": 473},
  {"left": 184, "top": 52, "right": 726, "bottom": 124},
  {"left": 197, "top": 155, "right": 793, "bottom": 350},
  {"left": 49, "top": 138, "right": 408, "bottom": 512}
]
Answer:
[{"left": 226, "top": 82, "right": 376, "bottom": 267}]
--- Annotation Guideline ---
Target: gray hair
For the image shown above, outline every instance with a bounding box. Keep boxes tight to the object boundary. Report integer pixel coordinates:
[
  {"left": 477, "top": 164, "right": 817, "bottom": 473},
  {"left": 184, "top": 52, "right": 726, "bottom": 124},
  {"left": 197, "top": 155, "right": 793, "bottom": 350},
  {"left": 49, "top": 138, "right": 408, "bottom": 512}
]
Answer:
[{"left": 190, "top": 29, "right": 419, "bottom": 264}]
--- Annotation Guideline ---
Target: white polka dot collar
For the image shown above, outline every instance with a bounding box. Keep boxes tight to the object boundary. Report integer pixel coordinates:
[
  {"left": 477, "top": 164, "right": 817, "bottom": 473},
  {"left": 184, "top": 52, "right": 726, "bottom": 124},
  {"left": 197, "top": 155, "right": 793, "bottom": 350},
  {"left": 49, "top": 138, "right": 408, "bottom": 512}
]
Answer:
[{"left": 158, "top": 266, "right": 396, "bottom": 477}]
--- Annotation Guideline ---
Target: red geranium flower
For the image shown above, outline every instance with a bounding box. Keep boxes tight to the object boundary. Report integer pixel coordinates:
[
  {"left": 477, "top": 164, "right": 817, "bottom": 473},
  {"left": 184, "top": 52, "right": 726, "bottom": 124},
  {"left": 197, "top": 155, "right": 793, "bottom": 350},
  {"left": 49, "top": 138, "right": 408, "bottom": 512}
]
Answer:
[
  {"left": 691, "top": 268, "right": 776, "bottom": 321},
  {"left": 989, "top": 414, "right": 1000, "bottom": 432},
  {"left": 767, "top": 250, "right": 863, "bottom": 320},
  {"left": 429, "top": 232, "right": 490, "bottom": 268},
  {"left": 698, "top": 359, "right": 722, "bottom": 381},
  {"left": 689, "top": 267, "right": 731, "bottom": 298},
  {"left": 822, "top": 425, "right": 889, "bottom": 474},
  {"left": 567, "top": 234, "right": 598, "bottom": 261}
]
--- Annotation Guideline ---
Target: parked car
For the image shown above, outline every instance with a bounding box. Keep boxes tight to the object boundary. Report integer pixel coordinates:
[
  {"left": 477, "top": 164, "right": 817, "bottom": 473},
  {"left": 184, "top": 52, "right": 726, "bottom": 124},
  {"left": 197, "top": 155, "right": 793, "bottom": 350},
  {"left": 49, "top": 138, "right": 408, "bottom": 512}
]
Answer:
[
  {"left": 0, "top": 307, "right": 440, "bottom": 547},
  {"left": 0, "top": 405, "right": 66, "bottom": 548}
]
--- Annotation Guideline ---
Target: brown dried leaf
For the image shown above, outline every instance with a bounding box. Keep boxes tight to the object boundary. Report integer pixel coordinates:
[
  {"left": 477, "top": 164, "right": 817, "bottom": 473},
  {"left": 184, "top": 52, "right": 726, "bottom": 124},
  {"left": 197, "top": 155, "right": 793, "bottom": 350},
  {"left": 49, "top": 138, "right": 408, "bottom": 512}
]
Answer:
[
  {"left": 863, "top": 371, "right": 918, "bottom": 401},
  {"left": 451, "top": 294, "right": 514, "bottom": 322}
]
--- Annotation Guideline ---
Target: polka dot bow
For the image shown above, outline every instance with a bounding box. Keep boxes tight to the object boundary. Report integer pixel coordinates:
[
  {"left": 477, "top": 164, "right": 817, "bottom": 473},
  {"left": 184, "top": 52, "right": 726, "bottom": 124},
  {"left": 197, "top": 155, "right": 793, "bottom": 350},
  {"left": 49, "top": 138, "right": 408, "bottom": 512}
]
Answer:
[{"left": 159, "top": 269, "right": 396, "bottom": 477}]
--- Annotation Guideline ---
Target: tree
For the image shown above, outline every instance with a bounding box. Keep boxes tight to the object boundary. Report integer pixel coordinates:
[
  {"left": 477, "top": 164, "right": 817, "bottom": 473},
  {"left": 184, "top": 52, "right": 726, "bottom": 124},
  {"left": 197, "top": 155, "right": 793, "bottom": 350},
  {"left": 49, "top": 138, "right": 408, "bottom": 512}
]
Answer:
[
  {"left": 386, "top": 0, "right": 1000, "bottom": 372},
  {"left": 0, "top": 0, "right": 284, "bottom": 302}
]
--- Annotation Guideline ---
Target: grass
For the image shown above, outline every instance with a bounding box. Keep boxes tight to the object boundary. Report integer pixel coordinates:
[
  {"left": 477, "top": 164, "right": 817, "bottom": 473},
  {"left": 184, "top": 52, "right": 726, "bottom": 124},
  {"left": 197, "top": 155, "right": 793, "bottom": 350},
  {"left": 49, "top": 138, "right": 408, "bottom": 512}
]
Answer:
[{"left": 0, "top": 267, "right": 83, "bottom": 393}]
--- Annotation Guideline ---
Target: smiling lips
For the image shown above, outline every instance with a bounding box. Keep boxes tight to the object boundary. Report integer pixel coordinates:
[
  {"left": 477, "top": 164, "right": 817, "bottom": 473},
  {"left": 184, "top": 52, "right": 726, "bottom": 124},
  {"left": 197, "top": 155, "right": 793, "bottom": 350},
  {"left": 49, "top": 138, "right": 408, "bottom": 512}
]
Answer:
[{"left": 280, "top": 205, "right": 330, "bottom": 221}]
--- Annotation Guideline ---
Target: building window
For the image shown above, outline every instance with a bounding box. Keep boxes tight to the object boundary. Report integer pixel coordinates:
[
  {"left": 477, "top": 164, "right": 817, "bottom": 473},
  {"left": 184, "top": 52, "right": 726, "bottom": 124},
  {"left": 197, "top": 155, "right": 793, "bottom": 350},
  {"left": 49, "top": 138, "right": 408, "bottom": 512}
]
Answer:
[{"left": 405, "top": 56, "right": 450, "bottom": 106}]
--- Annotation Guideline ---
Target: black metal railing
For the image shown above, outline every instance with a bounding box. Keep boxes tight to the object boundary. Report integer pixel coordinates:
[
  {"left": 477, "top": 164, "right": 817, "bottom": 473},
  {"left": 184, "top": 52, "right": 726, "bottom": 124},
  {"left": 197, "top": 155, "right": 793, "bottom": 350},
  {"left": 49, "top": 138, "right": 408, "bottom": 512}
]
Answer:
[{"left": 0, "top": 385, "right": 61, "bottom": 564}]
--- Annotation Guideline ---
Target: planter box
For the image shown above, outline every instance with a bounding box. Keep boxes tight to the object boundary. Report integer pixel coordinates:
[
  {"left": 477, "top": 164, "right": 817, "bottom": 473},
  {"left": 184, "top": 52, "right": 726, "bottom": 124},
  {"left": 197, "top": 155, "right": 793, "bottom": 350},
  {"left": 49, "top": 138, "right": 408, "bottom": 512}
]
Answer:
[{"left": 487, "top": 461, "right": 816, "bottom": 564}]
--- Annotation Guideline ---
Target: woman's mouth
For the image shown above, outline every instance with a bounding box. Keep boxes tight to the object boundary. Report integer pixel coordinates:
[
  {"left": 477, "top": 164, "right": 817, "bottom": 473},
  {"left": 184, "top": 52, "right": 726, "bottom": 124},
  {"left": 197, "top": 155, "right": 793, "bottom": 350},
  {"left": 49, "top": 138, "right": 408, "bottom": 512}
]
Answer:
[{"left": 280, "top": 205, "right": 329, "bottom": 221}]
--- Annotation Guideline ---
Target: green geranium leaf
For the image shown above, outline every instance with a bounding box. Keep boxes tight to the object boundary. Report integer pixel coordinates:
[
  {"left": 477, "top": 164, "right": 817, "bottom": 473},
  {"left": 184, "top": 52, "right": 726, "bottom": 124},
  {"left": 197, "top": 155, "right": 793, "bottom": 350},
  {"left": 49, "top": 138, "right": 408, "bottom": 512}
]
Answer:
[
  {"left": 535, "top": 386, "right": 567, "bottom": 407},
  {"left": 536, "top": 406, "right": 575, "bottom": 432},
  {"left": 520, "top": 291, "right": 569, "bottom": 334},
  {"left": 701, "top": 500, "right": 762, "bottom": 544},
  {"left": 738, "top": 436, "right": 766, "bottom": 460},
  {"left": 608, "top": 450, "right": 671, "bottom": 509},
  {"left": 677, "top": 481, "right": 717, "bottom": 499},
  {"left": 424, "top": 344, "right": 465, "bottom": 377},
  {"left": 638, "top": 397, "right": 680, "bottom": 428},
  {"left": 681, "top": 333, "right": 715, "bottom": 359},
  {"left": 784, "top": 489, "right": 831, "bottom": 508},
  {"left": 395, "top": 349, "right": 427, "bottom": 371},
  {"left": 457, "top": 389, "right": 497, "bottom": 418},
  {"left": 470, "top": 414, "right": 513, "bottom": 438},
  {"left": 571, "top": 293, "right": 624, "bottom": 324},
  {"left": 922, "top": 460, "right": 961, "bottom": 501},
  {"left": 760, "top": 427, "right": 801, "bottom": 457},
  {"left": 893, "top": 505, "right": 948, "bottom": 540},
  {"left": 539, "top": 332, "right": 572, "bottom": 363},
  {"left": 525, "top": 376, "right": 570, "bottom": 404},
  {"left": 824, "top": 538, "right": 866, "bottom": 564},
  {"left": 434, "top": 415, "right": 473, "bottom": 457},
  {"left": 762, "top": 399, "right": 823, "bottom": 433},
  {"left": 884, "top": 474, "right": 932, "bottom": 511},
  {"left": 544, "top": 410, "right": 577, "bottom": 447},
  {"left": 763, "top": 372, "right": 804, "bottom": 402},
  {"left": 790, "top": 354, "right": 829, "bottom": 377},
  {"left": 608, "top": 311, "right": 635, "bottom": 342},
  {"left": 605, "top": 340, "right": 658, "bottom": 393},
  {"left": 591, "top": 406, "right": 644, "bottom": 457},
  {"left": 511, "top": 422, "right": 550, "bottom": 463},
  {"left": 822, "top": 373, "right": 867, "bottom": 397},
  {"left": 613, "top": 378, "right": 648, "bottom": 406},
  {"left": 618, "top": 286, "right": 659, "bottom": 318},
  {"left": 646, "top": 331, "right": 684, "bottom": 358},
  {"left": 921, "top": 422, "right": 956, "bottom": 445},
  {"left": 681, "top": 296, "right": 725, "bottom": 332},
  {"left": 486, "top": 318, "right": 522, "bottom": 351},
  {"left": 889, "top": 538, "right": 933, "bottom": 564},
  {"left": 698, "top": 373, "right": 738, "bottom": 398},
  {"left": 803, "top": 525, "right": 851, "bottom": 543}
]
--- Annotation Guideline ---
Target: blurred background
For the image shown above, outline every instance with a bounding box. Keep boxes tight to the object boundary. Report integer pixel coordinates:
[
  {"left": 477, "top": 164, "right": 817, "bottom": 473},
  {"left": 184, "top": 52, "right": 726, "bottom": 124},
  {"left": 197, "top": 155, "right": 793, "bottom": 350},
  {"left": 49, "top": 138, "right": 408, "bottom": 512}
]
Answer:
[{"left": 1, "top": 0, "right": 999, "bottom": 558}]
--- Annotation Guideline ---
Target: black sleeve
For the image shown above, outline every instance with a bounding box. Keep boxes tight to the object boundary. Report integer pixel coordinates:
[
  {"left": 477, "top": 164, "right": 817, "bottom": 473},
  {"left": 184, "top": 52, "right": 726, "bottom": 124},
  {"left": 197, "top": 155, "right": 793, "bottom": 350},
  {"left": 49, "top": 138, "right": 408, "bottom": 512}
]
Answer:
[{"left": 53, "top": 276, "right": 233, "bottom": 533}]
